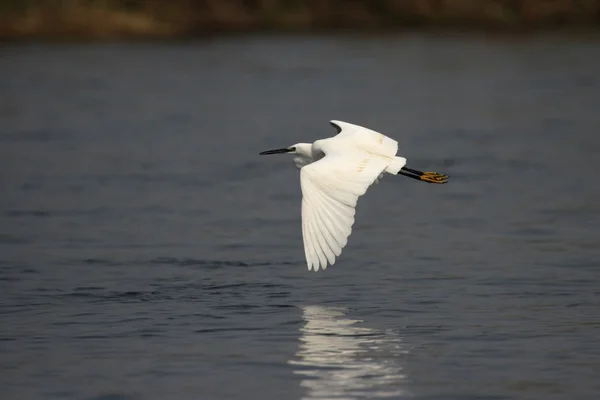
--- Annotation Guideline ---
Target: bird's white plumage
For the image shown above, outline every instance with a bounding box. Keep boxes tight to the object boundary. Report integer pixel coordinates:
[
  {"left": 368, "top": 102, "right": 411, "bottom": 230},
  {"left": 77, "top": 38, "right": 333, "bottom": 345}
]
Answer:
[
  {"left": 298, "top": 121, "right": 406, "bottom": 271},
  {"left": 331, "top": 120, "right": 398, "bottom": 162}
]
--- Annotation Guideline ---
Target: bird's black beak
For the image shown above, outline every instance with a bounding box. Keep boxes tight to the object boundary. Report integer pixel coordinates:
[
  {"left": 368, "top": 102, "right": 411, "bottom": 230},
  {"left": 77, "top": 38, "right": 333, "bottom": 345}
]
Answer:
[{"left": 259, "top": 147, "right": 293, "bottom": 155}]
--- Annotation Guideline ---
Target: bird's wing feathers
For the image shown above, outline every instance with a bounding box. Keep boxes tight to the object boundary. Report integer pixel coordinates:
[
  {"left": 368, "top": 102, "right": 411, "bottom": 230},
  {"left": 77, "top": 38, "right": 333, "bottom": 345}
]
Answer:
[
  {"left": 300, "top": 152, "right": 390, "bottom": 271},
  {"left": 330, "top": 120, "right": 398, "bottom": 160}
]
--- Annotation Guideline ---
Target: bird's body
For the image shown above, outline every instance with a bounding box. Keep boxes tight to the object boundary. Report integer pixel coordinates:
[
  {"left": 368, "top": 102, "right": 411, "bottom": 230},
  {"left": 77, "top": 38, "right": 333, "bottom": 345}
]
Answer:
[{"left": 260, "top": 120, "right": 447, "bottom": 271}]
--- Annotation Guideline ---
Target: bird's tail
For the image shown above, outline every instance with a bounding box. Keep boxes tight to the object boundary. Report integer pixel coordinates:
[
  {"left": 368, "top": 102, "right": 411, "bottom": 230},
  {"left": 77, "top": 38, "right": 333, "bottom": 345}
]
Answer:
[{"left": 385, "top": 156, "right": 407, "bottom": 175}]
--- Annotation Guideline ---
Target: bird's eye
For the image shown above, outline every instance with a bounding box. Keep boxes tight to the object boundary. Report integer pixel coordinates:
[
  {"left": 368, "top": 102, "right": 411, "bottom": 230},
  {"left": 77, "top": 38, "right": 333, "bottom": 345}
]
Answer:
[{"left": 289, "top": 147, "right": 296, "bottom": 151}]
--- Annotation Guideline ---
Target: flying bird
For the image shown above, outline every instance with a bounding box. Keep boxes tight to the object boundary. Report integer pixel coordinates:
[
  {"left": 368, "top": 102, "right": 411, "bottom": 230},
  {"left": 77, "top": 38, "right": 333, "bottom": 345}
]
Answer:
[{"left": 260, "top": 120, "right": 448, "bottom": 271}]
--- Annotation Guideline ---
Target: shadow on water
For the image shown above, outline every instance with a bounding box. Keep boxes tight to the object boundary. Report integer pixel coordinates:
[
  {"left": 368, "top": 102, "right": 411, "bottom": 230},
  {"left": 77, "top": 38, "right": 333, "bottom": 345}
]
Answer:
[{"left": 289, "top": 305, "right": 409, "bottom": 399}]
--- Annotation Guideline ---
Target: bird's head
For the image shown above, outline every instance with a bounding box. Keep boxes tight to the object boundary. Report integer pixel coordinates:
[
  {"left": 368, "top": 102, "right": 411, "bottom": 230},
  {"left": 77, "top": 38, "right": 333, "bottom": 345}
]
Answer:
[{"left": 259, "top": 143, "right": 312, "bottom": 157}]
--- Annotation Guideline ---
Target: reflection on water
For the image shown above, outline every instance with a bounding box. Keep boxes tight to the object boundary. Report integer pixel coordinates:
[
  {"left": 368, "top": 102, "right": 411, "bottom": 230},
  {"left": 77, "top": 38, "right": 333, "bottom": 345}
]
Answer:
[{"left": 289, "top": 306, "right": 408, "bottom": 399}]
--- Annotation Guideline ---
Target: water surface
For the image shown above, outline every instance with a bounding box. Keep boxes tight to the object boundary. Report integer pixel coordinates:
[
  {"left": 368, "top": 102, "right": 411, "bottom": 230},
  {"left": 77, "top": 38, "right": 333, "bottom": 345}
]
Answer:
[{"left": 1, "top": 34, "right": 600, "bottom": 400}]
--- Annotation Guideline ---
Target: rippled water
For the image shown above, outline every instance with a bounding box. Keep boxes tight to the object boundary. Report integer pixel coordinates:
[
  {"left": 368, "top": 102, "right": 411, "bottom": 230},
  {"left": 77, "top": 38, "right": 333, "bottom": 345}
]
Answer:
[{"left": 1, "top": 34, "right": 600, "bottom": 400}]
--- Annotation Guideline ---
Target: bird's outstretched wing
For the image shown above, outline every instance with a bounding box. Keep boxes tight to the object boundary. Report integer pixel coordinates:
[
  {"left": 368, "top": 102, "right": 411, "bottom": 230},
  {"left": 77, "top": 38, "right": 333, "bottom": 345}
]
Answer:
[
  {"left": 330, "top": 120, "right": 398, "bottom": 160},
  {"left": 300, "top": 153, "right": 390, "bottom": 271}
]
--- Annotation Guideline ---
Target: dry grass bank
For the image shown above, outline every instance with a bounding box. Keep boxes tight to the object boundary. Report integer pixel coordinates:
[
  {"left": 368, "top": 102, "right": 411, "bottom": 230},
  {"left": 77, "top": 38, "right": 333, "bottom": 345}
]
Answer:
[{"left": 1, "top": 0, "right": 599, "bottom": 40}]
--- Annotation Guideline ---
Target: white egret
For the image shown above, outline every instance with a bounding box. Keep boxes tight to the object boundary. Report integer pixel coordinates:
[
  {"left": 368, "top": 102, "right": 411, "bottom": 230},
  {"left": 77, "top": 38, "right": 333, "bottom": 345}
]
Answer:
[{"left": 260, "top": 120, "right": 448, "bottom": 271}]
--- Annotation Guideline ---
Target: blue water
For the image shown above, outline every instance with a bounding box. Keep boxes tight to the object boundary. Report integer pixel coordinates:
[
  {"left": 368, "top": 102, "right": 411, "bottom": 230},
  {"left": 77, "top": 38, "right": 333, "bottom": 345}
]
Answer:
[{"left": 1, "top": 34, "right": 600, "bottom": 400}]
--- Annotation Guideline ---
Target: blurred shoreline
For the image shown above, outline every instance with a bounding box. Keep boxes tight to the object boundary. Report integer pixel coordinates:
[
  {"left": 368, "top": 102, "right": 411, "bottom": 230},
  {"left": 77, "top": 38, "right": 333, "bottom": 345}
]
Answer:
[{"left": 1, "top": 0, "right": 599, "bottom": 41}]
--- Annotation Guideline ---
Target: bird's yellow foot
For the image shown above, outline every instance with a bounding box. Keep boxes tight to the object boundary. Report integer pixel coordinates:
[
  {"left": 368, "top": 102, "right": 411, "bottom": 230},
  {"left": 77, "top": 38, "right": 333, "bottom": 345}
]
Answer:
[
  {"left": 398, "top": 167, "right": 449, "bottom": 184},
  {"left": 420, "top": 172, "right": 449, "bottom": 184}
]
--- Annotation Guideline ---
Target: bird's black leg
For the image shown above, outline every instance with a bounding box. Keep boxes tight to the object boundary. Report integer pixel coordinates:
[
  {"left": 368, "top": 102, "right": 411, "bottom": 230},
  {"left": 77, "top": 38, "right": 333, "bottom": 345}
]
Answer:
[
  {"left": 398, "top": 170, "right": 424, "bottom": 182},
  {"left": 398, "top": 167, "right": 448, "bottom": 184}
]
